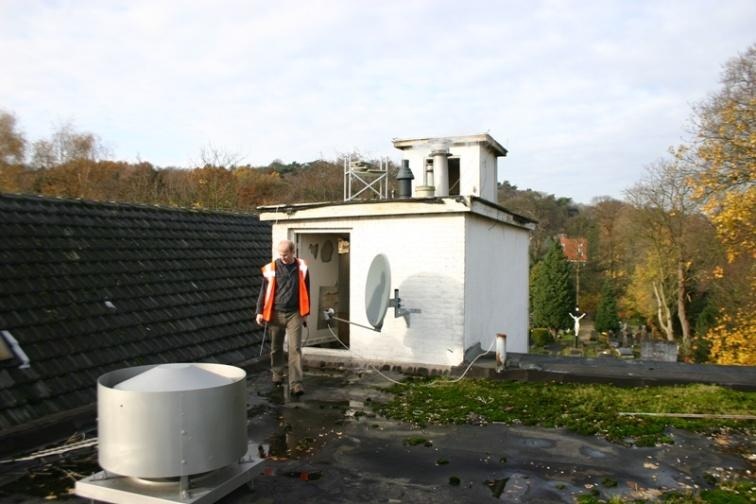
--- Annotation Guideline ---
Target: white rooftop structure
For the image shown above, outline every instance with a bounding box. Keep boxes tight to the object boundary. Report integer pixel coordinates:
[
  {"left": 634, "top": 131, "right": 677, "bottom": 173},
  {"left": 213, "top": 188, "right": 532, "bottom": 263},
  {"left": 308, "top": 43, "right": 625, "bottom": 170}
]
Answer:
[
  {"left": 392, "top": 133, "right": 508, "bottom": 202},
  {"left": 258, "top": 132, "right": 532, "bottom": 370}
]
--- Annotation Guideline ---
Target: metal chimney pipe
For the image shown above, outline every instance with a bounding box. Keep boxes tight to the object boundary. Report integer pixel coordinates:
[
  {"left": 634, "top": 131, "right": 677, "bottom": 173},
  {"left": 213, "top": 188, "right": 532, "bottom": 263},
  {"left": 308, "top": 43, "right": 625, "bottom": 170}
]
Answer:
[
  {"left": 396, "top": 160, "right": 414, "bottom": 198},
  {"left": 431, "top": 147, "right": 450, "bottom": 197}
]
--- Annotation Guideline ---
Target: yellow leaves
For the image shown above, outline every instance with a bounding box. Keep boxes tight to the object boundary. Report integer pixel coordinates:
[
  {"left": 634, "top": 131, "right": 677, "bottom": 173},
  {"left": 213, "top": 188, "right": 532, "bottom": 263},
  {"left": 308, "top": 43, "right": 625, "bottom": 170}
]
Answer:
[
  {"left": 705, "top": 307, "right": 756, "bottom": 365},
  {"left": 690, "top": 90, "right": 755, "bottom": 262},
  {"left": 712, "top": 266, "right": 724, "bottom": 279}
]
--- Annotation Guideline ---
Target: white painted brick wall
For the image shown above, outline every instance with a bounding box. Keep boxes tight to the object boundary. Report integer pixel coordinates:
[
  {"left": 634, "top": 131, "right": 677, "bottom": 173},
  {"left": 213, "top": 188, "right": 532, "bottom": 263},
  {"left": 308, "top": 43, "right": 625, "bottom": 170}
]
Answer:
[
  {"left": 464, "top": 215, "right": 530, "bottom": 353},
  {"left": 269, "top": 210, "right": 528, "bottom": 367},
  {"left": 272, "top": 214, "right": 467, "bottom": 366}
]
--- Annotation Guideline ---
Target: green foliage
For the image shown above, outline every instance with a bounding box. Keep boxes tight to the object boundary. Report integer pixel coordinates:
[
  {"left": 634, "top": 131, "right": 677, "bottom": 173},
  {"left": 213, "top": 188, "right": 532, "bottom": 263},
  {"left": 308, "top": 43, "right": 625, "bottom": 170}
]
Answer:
[
  {"left": 530, "top": 241, "right": 575, "bottom": 333},
  {"left": 380, "top": 380, "right": 756, "bottom": 446},
  {"left": 695, "top": 302, "right": 719, "bottom": 338},
  {"left": 594, "top": 281, "right": 620, "bottom": 333},
  {"left": 690, "top": 301, "right": 718, "bottom": 362},
  {"left": 661, "top": 479, "right": 755, "bottom": 503},
  {"left": 530, "top": 328, "right": 552, "bottom": 346}
]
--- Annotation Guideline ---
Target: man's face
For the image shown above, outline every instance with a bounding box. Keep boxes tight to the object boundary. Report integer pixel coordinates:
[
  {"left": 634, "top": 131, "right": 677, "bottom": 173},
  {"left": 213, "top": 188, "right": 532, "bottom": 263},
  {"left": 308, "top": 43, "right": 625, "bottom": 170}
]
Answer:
[{"left": 278, "top": 243, "right": 294, "bottom": 264}]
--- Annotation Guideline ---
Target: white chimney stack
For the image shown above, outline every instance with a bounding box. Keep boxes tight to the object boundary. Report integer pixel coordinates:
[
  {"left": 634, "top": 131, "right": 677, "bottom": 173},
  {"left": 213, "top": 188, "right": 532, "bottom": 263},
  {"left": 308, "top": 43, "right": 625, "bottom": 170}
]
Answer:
[{"left": 431, "top": 144, "right": 450, "bottom": 197}]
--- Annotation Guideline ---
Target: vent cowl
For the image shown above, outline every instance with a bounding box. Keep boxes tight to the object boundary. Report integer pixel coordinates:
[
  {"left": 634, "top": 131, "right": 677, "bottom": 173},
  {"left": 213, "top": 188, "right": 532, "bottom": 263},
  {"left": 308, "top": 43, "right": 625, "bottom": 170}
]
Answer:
[{"left": 98, "top": 363, "right": 247, "bottom": 479}]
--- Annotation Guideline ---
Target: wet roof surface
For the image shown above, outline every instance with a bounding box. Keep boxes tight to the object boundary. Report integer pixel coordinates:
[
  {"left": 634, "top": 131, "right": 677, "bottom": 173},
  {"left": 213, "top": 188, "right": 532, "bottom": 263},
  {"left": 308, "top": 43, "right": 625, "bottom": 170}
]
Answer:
[{"left": 1, "top": 368, "right": 752, "bottom": 503}]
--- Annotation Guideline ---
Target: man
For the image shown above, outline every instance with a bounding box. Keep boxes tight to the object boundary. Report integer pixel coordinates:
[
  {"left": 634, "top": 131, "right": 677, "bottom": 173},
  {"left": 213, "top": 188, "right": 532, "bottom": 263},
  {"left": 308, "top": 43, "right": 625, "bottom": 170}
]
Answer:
[{"left": 256, "top": 240, "right": 310, "bottom": 395}]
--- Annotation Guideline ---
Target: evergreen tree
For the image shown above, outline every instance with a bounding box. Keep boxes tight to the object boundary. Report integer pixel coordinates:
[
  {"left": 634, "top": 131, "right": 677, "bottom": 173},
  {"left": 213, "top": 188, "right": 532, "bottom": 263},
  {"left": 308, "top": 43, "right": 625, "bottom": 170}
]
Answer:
[
  {"left": 531, "top": 241, "right": 575, "bottom": 334},
  {"left": 594, "top": 281, "right": 620, "bottom": 332}
]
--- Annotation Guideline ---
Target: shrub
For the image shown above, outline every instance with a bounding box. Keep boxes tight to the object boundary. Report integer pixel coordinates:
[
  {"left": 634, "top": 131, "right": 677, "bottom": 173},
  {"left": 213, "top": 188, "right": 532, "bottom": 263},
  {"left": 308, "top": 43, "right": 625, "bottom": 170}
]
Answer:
[{"left": 531, "top": 328, "right": 552, "bottom": 346}]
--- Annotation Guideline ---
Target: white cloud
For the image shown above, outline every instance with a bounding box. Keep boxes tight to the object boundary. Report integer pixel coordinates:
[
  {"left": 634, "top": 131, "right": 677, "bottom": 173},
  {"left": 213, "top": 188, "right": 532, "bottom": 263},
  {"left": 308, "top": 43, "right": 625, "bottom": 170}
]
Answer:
[{"left": 1, "top": 0, "right": 754, "bottom": 202}]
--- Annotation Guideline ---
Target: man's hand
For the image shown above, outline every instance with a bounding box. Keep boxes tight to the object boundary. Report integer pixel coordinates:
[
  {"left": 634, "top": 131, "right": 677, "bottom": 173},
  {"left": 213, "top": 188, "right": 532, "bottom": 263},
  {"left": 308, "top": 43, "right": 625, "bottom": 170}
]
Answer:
[{"left": 256, "top": 314, "right": 264, "bottom": 326}]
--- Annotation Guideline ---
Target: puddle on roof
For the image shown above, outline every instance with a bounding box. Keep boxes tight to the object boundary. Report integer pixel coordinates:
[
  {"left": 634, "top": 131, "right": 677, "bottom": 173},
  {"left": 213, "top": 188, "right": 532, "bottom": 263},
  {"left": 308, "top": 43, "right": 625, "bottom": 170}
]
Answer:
[{"left": 260, "top": 397, "right": 351, "bottom": 459}]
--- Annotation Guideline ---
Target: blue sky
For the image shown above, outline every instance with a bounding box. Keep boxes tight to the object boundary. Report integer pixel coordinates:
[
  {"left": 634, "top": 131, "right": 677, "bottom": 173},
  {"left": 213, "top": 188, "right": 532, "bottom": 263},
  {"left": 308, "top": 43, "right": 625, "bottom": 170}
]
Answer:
[{"left": 2, "top": 0, "right": 754, "bottom": 203}]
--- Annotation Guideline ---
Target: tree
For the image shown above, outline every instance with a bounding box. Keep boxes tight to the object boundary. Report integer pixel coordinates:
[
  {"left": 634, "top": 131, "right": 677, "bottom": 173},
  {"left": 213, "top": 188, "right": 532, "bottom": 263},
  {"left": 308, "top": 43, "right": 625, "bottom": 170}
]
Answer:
[
  {"left": 625, "top": 159, "right": 699, "bottom": 353},
  {"left": 689, "top": 44, "right": 755, "bottom": 262},
  {"left": 0, "top": 110, "right": 26, "bottom": 165},
  {"left": 685, "top": 44, "right": 756, "bottom": 365},
  {"left": 30, "top": 122, "right": 107, "bottom": 169},
  {"left": 499, "top": 187, "right": 579, "bottom": 263},
  {"left": 594, "top": 281, "right": 620, "bottom": 333},
  {"left": 530, "top": 241, "right": 575, "bottom": 334},
  {"left": 589, "top": 197, "right": 632, "bottom": 281},
  {"left": 623, "top": 253, "right": 676, "bottom": 340}
]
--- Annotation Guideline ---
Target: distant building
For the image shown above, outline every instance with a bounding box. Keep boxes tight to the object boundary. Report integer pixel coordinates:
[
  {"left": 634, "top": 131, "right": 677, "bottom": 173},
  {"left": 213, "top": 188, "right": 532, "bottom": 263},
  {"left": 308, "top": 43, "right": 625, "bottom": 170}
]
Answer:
[{"left": 558, "top": 234, "right": 588, "bottom": 263}]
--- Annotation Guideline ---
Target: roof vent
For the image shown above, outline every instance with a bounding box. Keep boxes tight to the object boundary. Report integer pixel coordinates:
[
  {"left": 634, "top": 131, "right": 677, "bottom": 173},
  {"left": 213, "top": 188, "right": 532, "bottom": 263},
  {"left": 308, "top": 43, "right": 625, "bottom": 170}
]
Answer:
[{"left": 76, "top": 363, "right": 262, "bottom": 503}]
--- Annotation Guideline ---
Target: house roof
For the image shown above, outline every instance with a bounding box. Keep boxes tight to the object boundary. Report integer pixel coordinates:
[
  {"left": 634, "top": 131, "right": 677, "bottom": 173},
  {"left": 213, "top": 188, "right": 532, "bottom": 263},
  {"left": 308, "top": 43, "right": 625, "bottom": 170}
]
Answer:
[
  {"left": 0, "top": 194, "right": 270, "bottom": 434},
  {"left": 558, "top": 234, "right": 589, "bottom": 262}
]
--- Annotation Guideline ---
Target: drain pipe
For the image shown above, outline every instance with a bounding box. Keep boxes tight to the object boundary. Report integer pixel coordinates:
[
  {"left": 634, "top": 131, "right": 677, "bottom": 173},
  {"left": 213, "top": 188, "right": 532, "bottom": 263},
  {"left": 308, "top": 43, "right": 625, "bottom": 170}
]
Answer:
[{"left": 496, "top": 333, "right": 507, "bottom": 373}]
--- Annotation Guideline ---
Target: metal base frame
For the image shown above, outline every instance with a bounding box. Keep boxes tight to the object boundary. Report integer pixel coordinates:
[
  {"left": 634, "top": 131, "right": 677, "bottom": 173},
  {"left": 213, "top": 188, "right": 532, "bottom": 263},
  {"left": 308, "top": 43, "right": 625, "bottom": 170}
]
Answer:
[{"left": 75, "top": 444, "right": 263, "bottom": 504}]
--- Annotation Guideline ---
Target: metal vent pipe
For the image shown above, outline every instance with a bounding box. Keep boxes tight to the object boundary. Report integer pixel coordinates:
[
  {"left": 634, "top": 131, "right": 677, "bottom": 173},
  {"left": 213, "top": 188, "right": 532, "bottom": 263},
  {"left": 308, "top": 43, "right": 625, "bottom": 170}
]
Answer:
[
  {"left": 431, "top": 147, "right": 450, "bottom": 197},
  {"left": 396, "top": 160, "right": 414, "bottom": 198}
]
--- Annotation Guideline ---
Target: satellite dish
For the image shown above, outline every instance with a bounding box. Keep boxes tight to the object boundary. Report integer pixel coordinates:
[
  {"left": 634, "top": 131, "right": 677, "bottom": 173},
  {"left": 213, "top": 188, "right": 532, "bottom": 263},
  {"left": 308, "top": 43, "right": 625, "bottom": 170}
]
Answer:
[
  {"left": 324, "top": 253, "right": 419, "bottom": 331},
  {"left": 365, "top": 254, "right": 391, "bottom": 329}
]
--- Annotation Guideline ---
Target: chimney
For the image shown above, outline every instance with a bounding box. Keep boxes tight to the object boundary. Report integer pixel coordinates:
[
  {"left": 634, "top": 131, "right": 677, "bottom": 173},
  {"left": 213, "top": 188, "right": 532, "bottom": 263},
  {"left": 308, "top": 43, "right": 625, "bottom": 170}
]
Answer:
[
  {"left": 431, "top": 145, "right": 450, "bottom": 197},
  {"left": 396, "top": 160, "right": 414, "bottom": 198}
]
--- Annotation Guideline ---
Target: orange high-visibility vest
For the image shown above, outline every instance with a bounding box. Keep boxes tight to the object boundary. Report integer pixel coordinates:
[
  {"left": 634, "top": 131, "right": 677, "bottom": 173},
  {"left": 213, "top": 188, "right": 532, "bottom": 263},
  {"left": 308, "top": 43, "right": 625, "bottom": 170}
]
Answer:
[{"left": 260, "top": 258, "right": 310, "bottom": 322}]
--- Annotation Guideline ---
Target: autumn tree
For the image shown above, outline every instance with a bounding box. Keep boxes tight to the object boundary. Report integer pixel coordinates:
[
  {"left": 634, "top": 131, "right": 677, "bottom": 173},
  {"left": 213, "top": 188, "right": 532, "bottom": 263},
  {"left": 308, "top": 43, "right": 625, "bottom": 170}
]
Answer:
[
  {"left": 588, "top": 197, "right": 633, "bottom": 281},
  {"left": 0, "top": 110, "right": 30, "bottom": 192},
  {"left": 689, "top": 44, "right": 755, "bottom": 262},
  {"left": 625, "top": 159, "right": 700, "bottom": 353},
  {"left": 683, "top": 44, "right": 756, "bottom": 365},
  {"left": 30, "top": 122, "right": 107, "bottom": 169},
  {"left": 623, "top": 252, "right": 675, "bottom": 340},
  {"left": 0, "top": 110, "right": 26, "bottom": 165}
]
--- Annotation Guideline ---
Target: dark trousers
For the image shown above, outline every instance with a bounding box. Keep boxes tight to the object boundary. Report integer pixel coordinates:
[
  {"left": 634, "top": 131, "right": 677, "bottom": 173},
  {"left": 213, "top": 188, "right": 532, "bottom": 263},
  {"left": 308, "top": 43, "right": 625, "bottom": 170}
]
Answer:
[{"left": 268, "top": 310, "right": 303, "bottom": 386}]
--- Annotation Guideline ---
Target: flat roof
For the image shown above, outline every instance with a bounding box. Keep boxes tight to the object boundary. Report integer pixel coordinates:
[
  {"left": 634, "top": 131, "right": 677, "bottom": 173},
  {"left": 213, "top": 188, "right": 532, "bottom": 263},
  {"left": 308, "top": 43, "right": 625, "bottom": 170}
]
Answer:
[
  {"left": 257, "top": 196, "right": 535, "bottom": 230},
  {"left": 392, "top": 133, "right": 508, "bottom": 157}
]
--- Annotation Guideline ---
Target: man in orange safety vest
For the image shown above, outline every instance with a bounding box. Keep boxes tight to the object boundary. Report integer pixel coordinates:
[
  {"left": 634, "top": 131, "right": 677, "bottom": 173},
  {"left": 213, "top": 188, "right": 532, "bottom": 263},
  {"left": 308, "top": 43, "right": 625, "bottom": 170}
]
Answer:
[{"left": 256, "top": 239, "right": 310, "bottom": 395}]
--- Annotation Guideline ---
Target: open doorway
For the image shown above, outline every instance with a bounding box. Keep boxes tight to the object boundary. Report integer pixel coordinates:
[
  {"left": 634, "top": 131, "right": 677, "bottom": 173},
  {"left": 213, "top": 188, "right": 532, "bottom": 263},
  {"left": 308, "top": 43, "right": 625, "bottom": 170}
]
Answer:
[
  {"left": 295, "top": 232, "right": 350, "bottom": 349},
  {"left": 448, "top": 157, "right": 460, "bottom": 196}
]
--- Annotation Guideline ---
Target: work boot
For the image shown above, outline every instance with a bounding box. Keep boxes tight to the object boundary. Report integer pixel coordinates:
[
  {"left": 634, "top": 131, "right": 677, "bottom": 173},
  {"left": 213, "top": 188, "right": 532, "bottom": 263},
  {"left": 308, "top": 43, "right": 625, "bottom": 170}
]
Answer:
[{"left": 291, "top": 383, "right": 305, "bottom": 396}]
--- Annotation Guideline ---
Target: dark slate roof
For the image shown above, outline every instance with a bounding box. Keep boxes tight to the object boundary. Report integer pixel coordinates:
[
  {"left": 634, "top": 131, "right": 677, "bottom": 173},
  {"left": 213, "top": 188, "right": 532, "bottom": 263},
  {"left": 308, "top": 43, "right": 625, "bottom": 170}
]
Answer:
[{"left": 0, "top": 193, "right": 270, "bottom": 432}]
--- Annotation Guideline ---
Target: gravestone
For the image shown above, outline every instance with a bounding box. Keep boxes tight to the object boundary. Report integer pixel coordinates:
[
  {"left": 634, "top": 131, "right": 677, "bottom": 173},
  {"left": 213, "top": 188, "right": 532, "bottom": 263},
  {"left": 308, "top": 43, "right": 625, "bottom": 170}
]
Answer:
[{"left": 640, "top": 341, "right": 679, "bottom": 362}]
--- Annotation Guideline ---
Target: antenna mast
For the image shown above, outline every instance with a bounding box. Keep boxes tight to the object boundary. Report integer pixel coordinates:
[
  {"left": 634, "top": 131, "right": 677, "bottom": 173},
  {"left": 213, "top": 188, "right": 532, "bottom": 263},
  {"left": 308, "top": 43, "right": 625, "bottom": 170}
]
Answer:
[{"left": 344, "top": 155, "right": 389, "bottom": 201}]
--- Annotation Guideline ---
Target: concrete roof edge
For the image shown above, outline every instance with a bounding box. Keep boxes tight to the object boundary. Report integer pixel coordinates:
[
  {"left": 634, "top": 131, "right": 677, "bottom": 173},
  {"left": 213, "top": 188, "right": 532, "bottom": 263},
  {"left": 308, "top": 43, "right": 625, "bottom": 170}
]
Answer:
[
  {"left": 467, "top": 196, "right": 537, "bottom": 229},
  {"left": 391, "top": 133, "right": 508, "bottom": 157}
]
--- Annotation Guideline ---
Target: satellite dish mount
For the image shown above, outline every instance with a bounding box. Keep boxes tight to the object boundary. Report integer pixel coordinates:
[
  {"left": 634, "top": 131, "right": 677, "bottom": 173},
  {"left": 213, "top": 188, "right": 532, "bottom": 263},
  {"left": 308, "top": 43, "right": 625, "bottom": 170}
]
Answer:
[{"left": 324, "top": 254, "right": 420, "bottom": 331}]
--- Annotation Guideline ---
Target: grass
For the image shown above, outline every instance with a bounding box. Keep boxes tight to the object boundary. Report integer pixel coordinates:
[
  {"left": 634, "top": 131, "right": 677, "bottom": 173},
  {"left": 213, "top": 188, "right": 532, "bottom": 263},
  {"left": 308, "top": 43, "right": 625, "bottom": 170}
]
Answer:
[
  {"left": 378, "top": 379, "right": 755, "bottom": 446},
  {"left": 659, "top": 479, "right": 755, "bottom": 503}
]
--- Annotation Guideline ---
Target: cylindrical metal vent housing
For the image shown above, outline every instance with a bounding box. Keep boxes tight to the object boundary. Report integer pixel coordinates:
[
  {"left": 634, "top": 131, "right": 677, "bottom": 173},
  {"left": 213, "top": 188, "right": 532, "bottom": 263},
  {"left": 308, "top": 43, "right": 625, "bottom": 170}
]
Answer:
[
  {"left": 431, "top": 146, "right": 450, "bottom": 197},
  {"left": 97, "top": 363, "right": 247, "bottom": 479},
  {"left": 396, "top": 160, "right": 414, "bottom": 198}
]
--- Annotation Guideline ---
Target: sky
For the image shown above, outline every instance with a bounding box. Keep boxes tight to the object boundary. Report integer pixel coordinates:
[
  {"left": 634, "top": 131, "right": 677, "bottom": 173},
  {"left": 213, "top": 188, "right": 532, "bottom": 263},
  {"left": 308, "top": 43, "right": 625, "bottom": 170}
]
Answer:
[{"left": 1, "top": 1, "right": 754, "bottom": 203}]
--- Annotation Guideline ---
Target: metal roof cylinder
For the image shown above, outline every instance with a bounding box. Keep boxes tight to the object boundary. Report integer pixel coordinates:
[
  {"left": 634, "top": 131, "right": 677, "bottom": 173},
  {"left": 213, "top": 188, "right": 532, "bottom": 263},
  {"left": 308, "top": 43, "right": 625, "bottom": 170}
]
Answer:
[
  {"left": 431, "top": 147, "right": 450, "bottom": 197},
  {"left": 396, "top": 160, "right": 414, "bottom": 198},
  {"left": 97, "top": 363, "right": 247, "bottom": 479}
]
